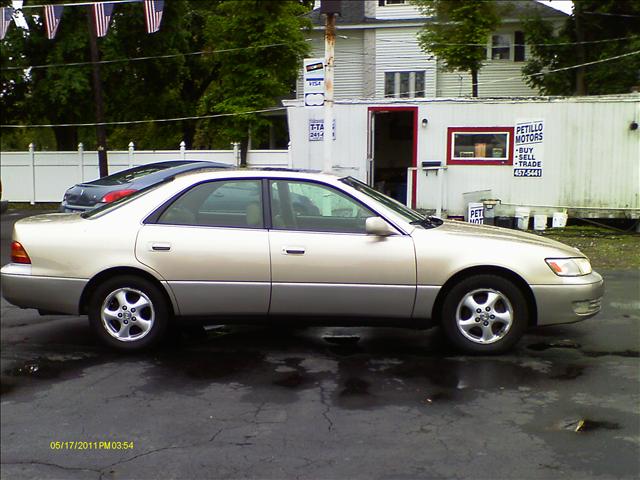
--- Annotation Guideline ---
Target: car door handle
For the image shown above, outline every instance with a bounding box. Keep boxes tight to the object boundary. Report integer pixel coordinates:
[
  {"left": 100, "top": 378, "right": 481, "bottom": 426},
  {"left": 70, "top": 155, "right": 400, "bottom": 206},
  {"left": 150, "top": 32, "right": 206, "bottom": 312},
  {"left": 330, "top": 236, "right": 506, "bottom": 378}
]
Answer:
[
  {"left": 282, "top": 246, "right": 305, "bottom": 255},
  {"left": 151, "top": 242, "right": 172, "bottom": 252}
]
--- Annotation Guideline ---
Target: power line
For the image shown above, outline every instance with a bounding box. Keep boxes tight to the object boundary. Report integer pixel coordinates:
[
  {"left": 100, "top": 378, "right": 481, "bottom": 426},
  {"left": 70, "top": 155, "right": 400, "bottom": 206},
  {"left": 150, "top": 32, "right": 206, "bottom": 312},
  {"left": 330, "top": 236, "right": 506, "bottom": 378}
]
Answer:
[
  {"left": 1, "top": 42, "right": 306, "bottom": 71},
  {"left": 3, "top": 34, "right": 636, "bottom": 72},
  {"left": 583, "top": 11, "right": 640, "bottom": 19},
  {"left": 373, "top": 35, "right": 639, "bottom": 47},
  {"left": 4, "top": 49, "right": 636, "bottom": 127},
  {"left": 0, "top": 106, "right": 287, "bottom": 129}
]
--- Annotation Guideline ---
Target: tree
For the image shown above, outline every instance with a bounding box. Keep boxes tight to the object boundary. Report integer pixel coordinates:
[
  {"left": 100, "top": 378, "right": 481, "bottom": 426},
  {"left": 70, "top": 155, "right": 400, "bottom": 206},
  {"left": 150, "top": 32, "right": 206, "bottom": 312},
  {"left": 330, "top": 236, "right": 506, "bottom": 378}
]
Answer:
[
  {"left": 414, "top": 0, "right": 504, "bottom": 97},
  {"left": 522, "top": 0, "right": 640, "bottom": 95},
  {"left": 1, "top": 1, "right": 208, "bottom": 151},
  {"left": 194, "top": 0, "right": 310, "bottom": 164}
]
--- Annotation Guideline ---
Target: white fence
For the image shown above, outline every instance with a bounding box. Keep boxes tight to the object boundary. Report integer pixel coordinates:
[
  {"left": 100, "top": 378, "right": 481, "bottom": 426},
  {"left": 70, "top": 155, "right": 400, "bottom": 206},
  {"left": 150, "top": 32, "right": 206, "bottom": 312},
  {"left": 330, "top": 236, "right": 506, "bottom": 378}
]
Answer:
[{"left": 0, "top": 143, "right": 290, "bottom": 203}]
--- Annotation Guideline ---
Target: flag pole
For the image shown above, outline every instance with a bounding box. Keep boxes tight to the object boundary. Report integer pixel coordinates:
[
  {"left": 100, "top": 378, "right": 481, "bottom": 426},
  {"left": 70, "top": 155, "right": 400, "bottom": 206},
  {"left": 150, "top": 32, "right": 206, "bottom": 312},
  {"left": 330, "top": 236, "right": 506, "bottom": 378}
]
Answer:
[{"left": 87, "top": 7, "right": 109, "bottom": 177}]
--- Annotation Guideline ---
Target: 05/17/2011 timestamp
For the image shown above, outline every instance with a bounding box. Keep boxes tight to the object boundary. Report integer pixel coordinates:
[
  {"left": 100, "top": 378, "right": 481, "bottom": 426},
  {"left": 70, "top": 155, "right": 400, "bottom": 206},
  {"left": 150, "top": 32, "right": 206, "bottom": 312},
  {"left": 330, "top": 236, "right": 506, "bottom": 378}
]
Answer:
[{"left": 50, "top": 440, "right": 134, "bottom": 450}]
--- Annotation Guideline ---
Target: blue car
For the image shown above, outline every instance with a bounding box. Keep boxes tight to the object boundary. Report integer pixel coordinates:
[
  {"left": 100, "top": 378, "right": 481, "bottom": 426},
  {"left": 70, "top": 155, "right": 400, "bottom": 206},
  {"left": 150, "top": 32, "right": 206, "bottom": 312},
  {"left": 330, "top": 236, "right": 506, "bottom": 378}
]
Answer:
[{"left": 60, "top": 161, "right": 231, "bottom": 212}]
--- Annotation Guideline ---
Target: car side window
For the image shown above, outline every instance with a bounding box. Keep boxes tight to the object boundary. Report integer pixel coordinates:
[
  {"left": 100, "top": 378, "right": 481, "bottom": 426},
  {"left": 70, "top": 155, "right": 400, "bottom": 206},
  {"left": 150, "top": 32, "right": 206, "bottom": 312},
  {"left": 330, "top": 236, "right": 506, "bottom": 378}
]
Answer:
[
  {"left": 158, "top": 179, "right": 263, "bottom": 228},
  {"left": 270, "top": 180, "right": 375, "bottom": 233}
]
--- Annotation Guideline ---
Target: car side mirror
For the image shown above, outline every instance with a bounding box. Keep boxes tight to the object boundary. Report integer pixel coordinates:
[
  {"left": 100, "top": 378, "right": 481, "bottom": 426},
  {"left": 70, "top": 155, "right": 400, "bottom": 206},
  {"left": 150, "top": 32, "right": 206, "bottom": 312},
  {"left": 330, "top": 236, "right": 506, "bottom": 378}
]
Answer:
[{"left": 366, "top": 217, "right": 396, "bottom": 236}]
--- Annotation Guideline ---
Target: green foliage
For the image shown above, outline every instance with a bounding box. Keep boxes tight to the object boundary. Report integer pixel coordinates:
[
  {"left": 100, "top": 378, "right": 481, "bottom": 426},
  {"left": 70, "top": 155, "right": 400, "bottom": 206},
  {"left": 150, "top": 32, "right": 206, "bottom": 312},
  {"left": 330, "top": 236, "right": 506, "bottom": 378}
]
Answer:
[
  {"left": 193, "top": 0, "right": 310, "bottom": 150},
  {"left": 1, "top": 0, "right": 312, "bottom": 151},
  {"left": 522, "top": 0, "right": 640, "bottom": 95},
  {"left": 414, "top": 0, "right": 505, "bottom": 96}
]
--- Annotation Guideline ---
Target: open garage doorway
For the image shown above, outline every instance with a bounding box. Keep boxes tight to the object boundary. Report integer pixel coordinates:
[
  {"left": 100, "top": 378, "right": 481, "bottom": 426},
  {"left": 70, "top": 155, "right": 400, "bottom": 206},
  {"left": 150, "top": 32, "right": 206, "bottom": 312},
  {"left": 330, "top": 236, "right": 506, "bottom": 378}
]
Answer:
[{"left": 368, "top": 107, "right": 417, "bottom": 207}]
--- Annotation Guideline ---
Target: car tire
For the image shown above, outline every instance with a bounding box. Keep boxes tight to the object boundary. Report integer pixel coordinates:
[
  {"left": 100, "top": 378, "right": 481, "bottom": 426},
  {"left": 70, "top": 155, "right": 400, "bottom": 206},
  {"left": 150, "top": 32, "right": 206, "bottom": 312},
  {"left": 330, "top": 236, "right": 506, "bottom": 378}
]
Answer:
[
  {"left": 89, "top": 275, "right": 170, "bottom": 351},
  {"left": 440, "top": 274, "right": 528, "bottom": 354}
]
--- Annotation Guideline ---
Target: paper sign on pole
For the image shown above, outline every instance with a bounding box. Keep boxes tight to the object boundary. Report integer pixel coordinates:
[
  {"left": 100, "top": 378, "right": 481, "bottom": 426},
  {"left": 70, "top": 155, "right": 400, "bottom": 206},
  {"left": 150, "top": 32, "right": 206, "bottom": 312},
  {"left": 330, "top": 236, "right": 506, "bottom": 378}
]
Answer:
[{"left": 303, "top": 58, "right": 325, "bottom": 107}]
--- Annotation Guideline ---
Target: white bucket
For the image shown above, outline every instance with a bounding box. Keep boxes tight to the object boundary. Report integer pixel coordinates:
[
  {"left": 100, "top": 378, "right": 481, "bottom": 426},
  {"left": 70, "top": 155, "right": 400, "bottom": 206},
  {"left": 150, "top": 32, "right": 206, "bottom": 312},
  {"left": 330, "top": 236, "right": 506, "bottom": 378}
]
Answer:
[
  {"left": 534, "top": 214, "right": 547, "bottom": 231},
  {"left": 552, "top": 212, "right": 568, "bottom": 228},
  {"left": 515, "top": 207, "right": 530, "bottom": 230}
]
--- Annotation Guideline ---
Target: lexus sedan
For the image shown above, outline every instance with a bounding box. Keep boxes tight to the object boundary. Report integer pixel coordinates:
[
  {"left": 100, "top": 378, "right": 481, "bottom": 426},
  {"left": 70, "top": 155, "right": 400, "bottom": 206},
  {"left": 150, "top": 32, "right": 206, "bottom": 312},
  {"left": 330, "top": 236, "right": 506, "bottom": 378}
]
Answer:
[{"left": 2, "top": 169, "right": 603, "bottom": 353}]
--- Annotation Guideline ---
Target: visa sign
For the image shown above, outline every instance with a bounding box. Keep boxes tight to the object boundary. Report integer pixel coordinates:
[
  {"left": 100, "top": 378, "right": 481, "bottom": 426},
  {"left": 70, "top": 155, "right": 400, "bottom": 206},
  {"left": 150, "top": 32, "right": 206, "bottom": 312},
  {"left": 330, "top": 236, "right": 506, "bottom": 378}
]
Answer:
[{"left": 304, "top": 58, "right": 325, "bottom": 107}]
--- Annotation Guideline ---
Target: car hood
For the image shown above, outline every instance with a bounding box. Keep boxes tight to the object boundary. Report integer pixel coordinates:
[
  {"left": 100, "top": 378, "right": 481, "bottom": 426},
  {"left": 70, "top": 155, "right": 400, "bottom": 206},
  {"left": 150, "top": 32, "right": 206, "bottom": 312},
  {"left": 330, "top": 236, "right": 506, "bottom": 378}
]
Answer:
[{"left": 422, "top": 220, "right": 582, "bottom": 256}]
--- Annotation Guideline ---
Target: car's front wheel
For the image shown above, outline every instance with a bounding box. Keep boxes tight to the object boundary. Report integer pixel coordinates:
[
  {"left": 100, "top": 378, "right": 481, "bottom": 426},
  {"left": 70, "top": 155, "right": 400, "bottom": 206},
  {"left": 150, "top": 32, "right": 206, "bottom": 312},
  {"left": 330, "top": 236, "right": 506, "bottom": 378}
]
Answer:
[
  {"left": 440, "top": 274, "right": 528, "bottom": 354},
  {"left": 89, "top": 275, "right": 169, "bottom": 351}
]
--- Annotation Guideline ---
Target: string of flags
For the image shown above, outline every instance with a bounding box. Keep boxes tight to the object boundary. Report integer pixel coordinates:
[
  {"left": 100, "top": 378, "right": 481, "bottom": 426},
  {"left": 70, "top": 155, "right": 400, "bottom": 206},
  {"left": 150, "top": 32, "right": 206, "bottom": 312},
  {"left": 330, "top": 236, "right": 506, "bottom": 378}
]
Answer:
[{"left": 0, "top": 0, "right": 164, "bottom": 40}]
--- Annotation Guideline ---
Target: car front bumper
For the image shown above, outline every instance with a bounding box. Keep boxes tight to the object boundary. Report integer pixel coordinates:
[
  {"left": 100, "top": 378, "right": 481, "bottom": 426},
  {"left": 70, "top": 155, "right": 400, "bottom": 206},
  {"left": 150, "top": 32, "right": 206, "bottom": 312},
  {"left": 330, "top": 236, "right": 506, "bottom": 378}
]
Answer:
[
  {"left": 531, "top": 271, "right": 605, "bottom": 326},
  {"left": 1, "top": 263, "right": 87, "bottom": 315}
]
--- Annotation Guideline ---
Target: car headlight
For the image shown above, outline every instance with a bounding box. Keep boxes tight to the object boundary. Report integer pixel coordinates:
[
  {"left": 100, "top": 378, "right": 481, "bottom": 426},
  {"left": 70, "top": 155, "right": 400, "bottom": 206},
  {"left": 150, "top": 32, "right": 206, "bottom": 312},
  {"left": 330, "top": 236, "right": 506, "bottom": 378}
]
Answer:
[{"left": 545, "top": 258, "right": 592, "bottom": 276}]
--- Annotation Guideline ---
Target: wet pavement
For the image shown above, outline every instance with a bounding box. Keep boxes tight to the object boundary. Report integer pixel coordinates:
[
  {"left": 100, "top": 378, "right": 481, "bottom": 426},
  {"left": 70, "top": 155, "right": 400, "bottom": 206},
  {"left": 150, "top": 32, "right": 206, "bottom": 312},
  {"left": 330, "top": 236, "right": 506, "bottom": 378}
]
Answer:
[{"left": 1, "top": 211, "right": 639, "bottom": 479}]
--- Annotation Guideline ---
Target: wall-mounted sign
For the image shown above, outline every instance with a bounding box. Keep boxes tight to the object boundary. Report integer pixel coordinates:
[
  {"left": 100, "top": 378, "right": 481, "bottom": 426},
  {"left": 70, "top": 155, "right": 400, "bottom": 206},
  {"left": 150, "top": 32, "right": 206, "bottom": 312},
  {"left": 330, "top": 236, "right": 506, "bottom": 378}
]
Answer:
[
  {"left": 309, "top": 119, "right": 336, "bottom": 141},
  {"left": 467, "top": 202, "right": 484, "bottom": 224},
  {"left": 304, "top": 58, "right": 325, "bottom": 107},
  {"left": 514, "top": 119, "right": 544, "bottom": 177}
]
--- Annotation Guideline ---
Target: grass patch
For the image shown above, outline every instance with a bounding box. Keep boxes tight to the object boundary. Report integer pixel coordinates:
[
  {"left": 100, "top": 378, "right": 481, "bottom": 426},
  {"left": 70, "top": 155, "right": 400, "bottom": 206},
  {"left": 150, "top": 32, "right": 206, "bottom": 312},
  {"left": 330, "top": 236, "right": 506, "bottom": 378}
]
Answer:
[
  {"left": 535, "top": 226, "right": 640, "bottom": 270},
  {"left": 7, "top": 202, "right": 59, "bottom": 211}
]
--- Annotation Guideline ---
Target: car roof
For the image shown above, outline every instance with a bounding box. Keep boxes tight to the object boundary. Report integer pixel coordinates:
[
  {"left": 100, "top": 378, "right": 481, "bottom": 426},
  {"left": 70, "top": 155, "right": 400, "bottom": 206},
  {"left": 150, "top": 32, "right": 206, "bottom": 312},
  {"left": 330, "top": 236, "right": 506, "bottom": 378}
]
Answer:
[{"left": 171, "top": 167, "right": 343, "bottom": 184}]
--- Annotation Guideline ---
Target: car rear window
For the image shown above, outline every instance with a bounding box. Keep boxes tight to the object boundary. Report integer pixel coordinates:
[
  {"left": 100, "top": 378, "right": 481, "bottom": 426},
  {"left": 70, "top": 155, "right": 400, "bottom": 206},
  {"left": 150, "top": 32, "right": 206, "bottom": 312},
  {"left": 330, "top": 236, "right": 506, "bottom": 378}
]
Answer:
[
  {"left": 81, "top": 180, "right": 170, "bottom": 219},
  {"left": 90, "top": 162, "right": 194, "bottom": 186}
]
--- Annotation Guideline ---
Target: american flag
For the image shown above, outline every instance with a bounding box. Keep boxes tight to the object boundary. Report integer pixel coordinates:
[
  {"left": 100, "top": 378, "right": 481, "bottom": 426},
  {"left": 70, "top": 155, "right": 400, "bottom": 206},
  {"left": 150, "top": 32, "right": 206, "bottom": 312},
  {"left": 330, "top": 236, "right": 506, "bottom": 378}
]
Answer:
[
  {"left": 93, "top": 2, "right": 114, "bottom": 38},
  {"left": 144, "top": 0, "right": 164, "bottom": 34},
  {"left": 0, "top": 7, "right": 13, "bottom": 41},
  {"left": 44, "top": 5, "right": 63, "bottom": 40}
]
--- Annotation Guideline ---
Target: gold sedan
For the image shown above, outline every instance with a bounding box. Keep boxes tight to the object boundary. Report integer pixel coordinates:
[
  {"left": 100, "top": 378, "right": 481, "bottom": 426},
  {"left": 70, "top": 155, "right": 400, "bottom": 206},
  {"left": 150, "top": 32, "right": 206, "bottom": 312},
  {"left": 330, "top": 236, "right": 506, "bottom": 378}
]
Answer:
[{"left": 1, "top": 169, "right": 603, "bottom": 353}]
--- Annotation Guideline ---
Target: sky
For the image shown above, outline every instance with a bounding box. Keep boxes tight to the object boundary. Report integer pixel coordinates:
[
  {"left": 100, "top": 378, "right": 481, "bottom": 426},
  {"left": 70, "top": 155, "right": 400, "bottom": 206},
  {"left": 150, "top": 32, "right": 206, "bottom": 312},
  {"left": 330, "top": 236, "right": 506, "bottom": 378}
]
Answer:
[{"left": 536, "top": 1, "right": 574, "bottom": 15}]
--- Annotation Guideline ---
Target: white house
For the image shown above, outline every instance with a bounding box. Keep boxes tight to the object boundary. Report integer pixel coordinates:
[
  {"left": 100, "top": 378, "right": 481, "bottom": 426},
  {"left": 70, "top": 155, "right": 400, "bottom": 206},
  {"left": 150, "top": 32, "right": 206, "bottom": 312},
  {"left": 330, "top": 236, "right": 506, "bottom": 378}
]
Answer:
[{"left": 299, "top": 0, "right": 567, "bottom": 100}]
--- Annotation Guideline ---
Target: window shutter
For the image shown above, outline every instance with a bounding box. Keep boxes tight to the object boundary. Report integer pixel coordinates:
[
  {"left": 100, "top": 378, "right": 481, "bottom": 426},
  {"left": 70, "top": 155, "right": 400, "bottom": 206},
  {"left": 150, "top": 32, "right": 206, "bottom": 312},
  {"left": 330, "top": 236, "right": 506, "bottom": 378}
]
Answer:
[{"left": 514, "top": 31, "right": 525, "bottom": 62}]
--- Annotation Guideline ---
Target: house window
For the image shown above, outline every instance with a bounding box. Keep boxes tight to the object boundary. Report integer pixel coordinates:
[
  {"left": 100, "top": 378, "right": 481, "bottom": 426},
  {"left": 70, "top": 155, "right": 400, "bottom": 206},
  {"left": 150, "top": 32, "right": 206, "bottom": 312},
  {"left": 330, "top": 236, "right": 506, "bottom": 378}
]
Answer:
[
  {"left": 447, "top": 127, "right": 514, "bottom": 165},
  {"left": 489, "top": 31, "right": 526, "bottom": 61},
  {"left": 379, "top": 0, "right": 407, "bottom": 5},
  {"left": 491, "top": 34, "right": 511, "bottom": 60},
  {"left": 384, "top": 71, "right": 425, "bottom": 98}
]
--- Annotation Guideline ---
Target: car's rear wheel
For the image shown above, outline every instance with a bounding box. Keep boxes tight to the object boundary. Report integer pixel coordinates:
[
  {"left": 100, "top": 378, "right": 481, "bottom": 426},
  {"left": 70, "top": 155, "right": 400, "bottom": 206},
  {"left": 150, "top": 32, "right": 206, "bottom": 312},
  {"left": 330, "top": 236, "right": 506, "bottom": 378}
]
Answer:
[
  {"left": 89, "top": 275, "right": 169, "bottom": 351},
  {"left": 441, "top": 274, "right": 528, "bottom": 354}
]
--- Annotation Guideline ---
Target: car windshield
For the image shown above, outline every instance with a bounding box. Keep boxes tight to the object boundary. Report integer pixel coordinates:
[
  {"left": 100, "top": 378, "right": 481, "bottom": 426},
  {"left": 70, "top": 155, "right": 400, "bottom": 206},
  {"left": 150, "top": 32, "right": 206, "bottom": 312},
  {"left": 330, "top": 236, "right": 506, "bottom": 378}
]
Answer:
[
  {"left": 89, "top": 162, "right": 194, "bottom": 186},
  {"left": 340, "top": 176, "right": 426, "bottom": 223},
  {"left": 81, "top": 180, "right": 169, "bottom": 219}
]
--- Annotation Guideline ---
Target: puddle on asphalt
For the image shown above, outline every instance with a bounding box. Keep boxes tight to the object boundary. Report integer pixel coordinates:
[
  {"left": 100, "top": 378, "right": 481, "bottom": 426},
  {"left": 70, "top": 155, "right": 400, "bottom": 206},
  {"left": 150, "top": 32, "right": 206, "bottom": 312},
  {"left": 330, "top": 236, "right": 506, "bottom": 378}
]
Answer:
[
  {"left": 1, "top": 354, "right": 106, "bottom": 397},
  {"left": 322, "top": 335, "right": 361, "bottom": 346},
  {"left": 1, "top": 326, "right": 597, "bottom": 408},
  {"left": 549, "top": 364, "right": 585, "bottom": 380},
  {"left": 527, "top": 340, "right": 581, "bottom": 351},
  {"left": 582, "top": 350, "right": 639, "bottom": 358},
  {"left": 340, "top": 377, "right": 370, "bottom": 396}
]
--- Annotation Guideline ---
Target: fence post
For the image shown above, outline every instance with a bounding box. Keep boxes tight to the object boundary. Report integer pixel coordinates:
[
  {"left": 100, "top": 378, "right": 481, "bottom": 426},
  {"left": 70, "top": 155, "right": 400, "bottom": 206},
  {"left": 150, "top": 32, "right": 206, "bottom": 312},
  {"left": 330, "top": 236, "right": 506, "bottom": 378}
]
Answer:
[
  {"left": 78, "top": 143, "right": 84, "bottom": 183},
  {"left": 29, "top": 143, "right": 36, "bottom": 205},
  {"left": 128, "top": 142, "right": 135, "bottom": 168},
  {"left": 180, "top": 141, "right": 186, "bottom": 160},
  {"left": 231, "top": 142, "right": 240, "bottom": 166}
]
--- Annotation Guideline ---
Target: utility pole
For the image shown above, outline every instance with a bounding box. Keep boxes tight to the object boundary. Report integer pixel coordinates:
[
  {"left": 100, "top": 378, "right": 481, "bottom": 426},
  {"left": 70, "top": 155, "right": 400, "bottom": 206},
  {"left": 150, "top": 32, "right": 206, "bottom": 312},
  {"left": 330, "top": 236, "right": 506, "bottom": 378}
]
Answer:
[
  {"left": 574, "top": 2, "right": 587, "bottom": 96},
  {"left": 88, "top": 8, "right": 109, "bottom": 177},
  {"left": 321, "top": 1, "right": 340, "bottom": 173}
]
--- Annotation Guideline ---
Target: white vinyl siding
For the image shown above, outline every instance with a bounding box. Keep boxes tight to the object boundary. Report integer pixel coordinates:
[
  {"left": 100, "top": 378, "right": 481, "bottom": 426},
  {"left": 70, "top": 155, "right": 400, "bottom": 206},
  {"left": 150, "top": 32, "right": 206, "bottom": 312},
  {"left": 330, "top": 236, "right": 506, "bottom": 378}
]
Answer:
[
  {"left": 375, "top": 27, "right": 436, "bottom": 98},
  {"left": 373, "top": 0, "right": 423, "bottom": 19},
  {"left": 297, "top": 30, "right": 365, "bottom": 100},
  {"left": 436, "top": 60, "right": 537, "bottom": 97}
]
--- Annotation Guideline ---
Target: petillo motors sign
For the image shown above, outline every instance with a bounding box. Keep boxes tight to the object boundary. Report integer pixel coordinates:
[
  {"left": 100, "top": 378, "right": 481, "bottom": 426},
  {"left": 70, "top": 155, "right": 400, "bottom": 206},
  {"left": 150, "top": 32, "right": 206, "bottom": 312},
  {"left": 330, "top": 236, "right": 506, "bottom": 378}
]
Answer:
[{"left": 514, "top": 120, "right": 545, "bottom": 177}]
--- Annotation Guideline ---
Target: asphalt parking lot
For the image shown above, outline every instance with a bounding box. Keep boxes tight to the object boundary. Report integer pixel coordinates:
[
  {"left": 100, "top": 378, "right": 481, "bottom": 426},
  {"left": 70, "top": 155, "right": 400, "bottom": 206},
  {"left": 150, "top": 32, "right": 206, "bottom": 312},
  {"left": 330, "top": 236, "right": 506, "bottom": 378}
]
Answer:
[{"left": 1, "top": 210, "right": 639, "bottom": 479}]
